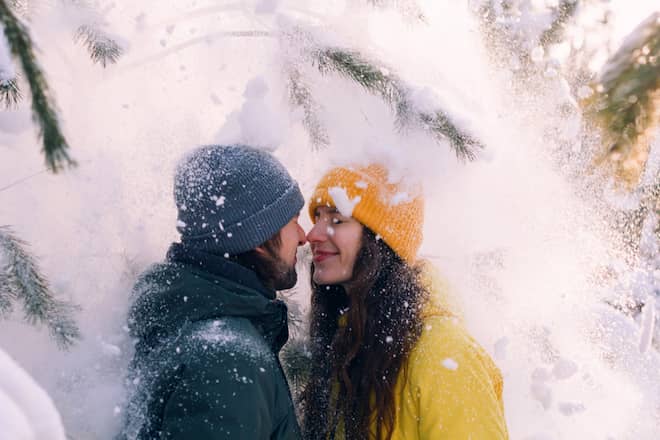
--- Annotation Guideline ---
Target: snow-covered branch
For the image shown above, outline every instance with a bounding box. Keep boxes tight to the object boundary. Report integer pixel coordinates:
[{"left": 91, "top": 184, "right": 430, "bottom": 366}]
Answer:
[
  {"left": 0, "top": 19, "right": 18, "bottom": 107},
  {"left": 0, "top": 226, "right": 80, "bottom": 349},
  {"left": 539, "top": 0, "right": 579, "bottom": 49},
  {"left": 0, "top": 0, "right": 74, "bottom": 172},
  {"left": 584, "top": 12, "right": 660, "bottom": 187},
  {"left": 75, "top": 24, "right": 124, "bottom": 68},
  {"left": 313, "top": 48, "right": 484, "bottom": 160},
  {"left": 287, "top": 66, "right": 329, "bottom": 149}
]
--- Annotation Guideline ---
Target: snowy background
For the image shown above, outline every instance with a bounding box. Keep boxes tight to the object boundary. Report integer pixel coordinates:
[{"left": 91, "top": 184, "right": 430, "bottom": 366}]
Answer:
[{"left": 0, "top": 0, "right": 659, "bottom": 439}]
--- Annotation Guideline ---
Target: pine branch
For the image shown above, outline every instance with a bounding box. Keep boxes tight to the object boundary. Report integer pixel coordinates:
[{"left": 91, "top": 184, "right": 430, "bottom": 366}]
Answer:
[
  {"left": 583, "top": 12, "right": 660, "bottom": 187},
  {"left": 0, "top": 76, "right": 19, "bottom": 107},
  {"left": 8, "top": 0, "right": 28, "bottom": 17},
  {"left": 419, "top": 111, "right": 481, "bottom": 161},
  {"left": 539, "top": 0, "right": 580, "bottom": 49},
  {"left": 75, "top": 24, "right": 123, "bottom": 68},
  {"left": 475, "top": 0, "right": 583, "bottom": 88},
  {"left": 280, "top": 337, "right": 311, "bottom": 395},
  {"left": 0, "top": 226, "right": 80, "bottom": 349},
  {"left": 313, "top": 48, "right": 483, "bottom": 160},
  {"left": 474, "top": 0, "right": 525, "bottom": 66},
  {"left": 365, "top": 0, "right": 426, "bottom": 22},
  {"left": 0, "top": 0, "right": 74, "bottom": 173},
  {"left": 0, "top": 270, "right": 15, "bottom": 316},
  {"left": 287, "top": 66, "right": 329, "bottom": 149}
]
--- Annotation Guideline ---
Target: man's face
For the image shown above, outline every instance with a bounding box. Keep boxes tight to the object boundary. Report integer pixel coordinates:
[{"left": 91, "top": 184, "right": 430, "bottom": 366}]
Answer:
[
  {"left": 257, "top": 215, "right": 306, "bottom": 290},
  {"left": 277, "top": 215, "right": 306, "bottom": 268}
]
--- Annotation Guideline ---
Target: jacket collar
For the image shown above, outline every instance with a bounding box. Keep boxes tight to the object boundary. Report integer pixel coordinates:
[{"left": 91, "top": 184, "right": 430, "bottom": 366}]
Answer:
[
  {"left": 129, "top": 242, "right": 288, "bottom": 354},
  {"left": 167, "top": 242, "right": 275, "bottom": 299}
]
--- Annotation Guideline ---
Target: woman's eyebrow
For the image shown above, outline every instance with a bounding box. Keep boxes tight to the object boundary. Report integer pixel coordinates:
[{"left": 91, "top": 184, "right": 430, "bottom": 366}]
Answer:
[{"left": 314, "top": 207, "right": 339, "bottom": 217}]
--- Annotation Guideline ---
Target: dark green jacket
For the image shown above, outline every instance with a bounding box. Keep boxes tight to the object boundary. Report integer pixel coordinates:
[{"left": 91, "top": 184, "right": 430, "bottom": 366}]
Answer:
[{"left": 119, "top": 243, "right": 302, "bottom": 439}]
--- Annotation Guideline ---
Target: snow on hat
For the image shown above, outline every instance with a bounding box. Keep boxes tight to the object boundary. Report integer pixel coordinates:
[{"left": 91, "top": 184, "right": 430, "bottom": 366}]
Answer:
[
  {"left": 174, "top": 144, "right": 304, "bottom": 254},
  {"left": 308, "top": 164, "right": 424, "bottom": 263}
]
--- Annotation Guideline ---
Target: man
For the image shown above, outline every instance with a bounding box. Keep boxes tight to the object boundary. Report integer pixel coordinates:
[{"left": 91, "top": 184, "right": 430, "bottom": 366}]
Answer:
[{"left": 119, "top": 145, "right": 306, "bottom": 439}]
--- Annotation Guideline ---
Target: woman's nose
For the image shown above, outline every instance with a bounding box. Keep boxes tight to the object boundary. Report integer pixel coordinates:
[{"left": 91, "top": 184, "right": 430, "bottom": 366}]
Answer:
[{"left": 306, "top": 221, "right": 327, "bottom": 243}]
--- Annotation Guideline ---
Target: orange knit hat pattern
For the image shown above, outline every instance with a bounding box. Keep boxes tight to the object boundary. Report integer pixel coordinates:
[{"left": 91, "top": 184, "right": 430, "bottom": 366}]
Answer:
[{"left": 308, "top": 164, "right": 424, "bottom": 263}]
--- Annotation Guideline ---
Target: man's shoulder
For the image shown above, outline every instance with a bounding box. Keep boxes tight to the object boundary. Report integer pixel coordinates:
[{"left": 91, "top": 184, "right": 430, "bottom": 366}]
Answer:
[
  {"left": 132, "top": 261, "right": 184, "bottom": 296},
  {"left": 180, "top": 317, "right": 275, "bottom": 365},
  {"left": 171, "top": 318, "right": 285, "bottom": 400}
]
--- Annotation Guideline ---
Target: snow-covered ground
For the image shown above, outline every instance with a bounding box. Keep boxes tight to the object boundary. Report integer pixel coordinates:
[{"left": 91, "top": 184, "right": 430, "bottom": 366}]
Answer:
[{"left": 0, "top": 1, "right": 658, "bottom": 438}]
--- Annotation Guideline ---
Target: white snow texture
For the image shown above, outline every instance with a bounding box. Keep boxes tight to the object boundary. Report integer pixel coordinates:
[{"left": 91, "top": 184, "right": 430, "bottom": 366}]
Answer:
[{"left": 0, "top": 349, "right": 66, "bottom": 440}]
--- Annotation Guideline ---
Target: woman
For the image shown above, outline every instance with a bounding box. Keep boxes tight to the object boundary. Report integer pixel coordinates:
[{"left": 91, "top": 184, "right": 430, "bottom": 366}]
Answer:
[{"left": 301, "top": 164, "right": 508, "bottom": 439}]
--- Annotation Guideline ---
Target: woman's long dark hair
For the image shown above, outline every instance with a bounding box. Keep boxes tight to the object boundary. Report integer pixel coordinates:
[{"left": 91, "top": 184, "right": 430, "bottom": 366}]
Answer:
[{"left": 301, "top": 228, "right": 429, "bottom": 440}]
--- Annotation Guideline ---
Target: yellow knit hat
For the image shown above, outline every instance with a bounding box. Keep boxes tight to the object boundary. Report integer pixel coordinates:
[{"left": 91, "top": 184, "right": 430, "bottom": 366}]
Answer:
[{"left": 308, "top": 164, "right": 424, "bottom": 263}]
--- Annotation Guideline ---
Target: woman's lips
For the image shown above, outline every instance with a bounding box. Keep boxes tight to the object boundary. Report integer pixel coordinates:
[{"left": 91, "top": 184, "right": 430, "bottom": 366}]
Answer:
[{"left": 313, "top": 251, "right": 337, "bottom": 263}]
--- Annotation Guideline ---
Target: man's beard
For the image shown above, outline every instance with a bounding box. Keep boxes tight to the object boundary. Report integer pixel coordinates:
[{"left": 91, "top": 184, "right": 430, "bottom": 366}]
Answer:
[{"left": 258, "top": 251, "right": 298, "bottom": 291}]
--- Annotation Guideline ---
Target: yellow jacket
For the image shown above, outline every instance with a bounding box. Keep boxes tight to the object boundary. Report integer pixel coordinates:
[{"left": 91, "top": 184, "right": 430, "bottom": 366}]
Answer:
[
  {"left": 380, "top": 310, "right": 509, "bottom": 439},
  {"left": 333, "top": 263, "right": 509, "bottom": 439}
]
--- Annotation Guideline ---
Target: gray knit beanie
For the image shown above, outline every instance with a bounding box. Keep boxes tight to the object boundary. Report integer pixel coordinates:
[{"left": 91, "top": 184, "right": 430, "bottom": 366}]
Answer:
[{"left": 174, "top": 145, "right": 304, "bottom": 255}]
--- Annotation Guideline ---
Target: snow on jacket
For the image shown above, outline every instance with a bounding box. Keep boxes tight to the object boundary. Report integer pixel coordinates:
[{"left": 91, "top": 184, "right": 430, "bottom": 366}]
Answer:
[
  {"left": 118, "top": 243, "right": 302, "bottom": 440},
  {"left": 386, "top": 309, "right": 508, "bottom": 439}
]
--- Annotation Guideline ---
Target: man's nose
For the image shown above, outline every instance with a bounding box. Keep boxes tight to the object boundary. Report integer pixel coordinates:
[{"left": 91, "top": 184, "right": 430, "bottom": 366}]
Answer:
[{"left": 297, "top": 223, "right": 307, "bottom": 246}]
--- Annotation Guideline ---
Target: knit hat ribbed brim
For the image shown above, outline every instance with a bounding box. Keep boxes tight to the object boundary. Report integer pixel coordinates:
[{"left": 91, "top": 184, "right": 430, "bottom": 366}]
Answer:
[
  {"left": 174, "top": 145, "right": 304, "bottom": 254},
  {"left": 308, "top": 164, "right": 424, "bottom": 263}
]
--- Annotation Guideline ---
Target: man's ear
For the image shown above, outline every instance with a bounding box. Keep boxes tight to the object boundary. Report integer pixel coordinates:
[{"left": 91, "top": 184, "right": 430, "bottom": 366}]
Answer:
[{"left": 253, "top": 245, "right": 269, "bottom": 257}]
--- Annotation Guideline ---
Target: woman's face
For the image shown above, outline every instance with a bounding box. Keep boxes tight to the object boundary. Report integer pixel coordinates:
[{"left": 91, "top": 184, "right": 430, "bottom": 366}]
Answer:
[{"left": 307, "top": 206, "right": 363, "bottom": 286}]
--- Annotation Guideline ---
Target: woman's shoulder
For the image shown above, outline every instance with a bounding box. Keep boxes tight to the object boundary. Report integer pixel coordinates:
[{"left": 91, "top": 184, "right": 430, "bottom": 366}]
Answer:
[
  {"left": 411, "top": 313, "right": 480, "bottom": 360},
  {"left": 407, "top": 313, "right": 503, "bottom": 397}
]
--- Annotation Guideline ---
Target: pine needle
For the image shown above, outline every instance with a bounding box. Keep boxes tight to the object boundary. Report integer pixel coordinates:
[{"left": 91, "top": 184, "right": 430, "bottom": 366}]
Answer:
[
  {"left": 0, "top": 270, "right": 14, "bottom": 316},
  {"left": 287, "top": 67, "right": 330, "bottom": 149},
  {"left": 0, "top": 76, "right": 20, "bottom": 107},
  {"left": 584, "top": 12, "right": 660, "bottom": 187},
  {"left": 75, "top": 24, "right": 123, "bottom": 68},
  {"left": 313, "top": 48, "right": 483, "bottom": 160},
  {"left": 419, "top": 111, "right": 481, "bottom": 161},
  {"left": 0, "top": 226, "right": 80, "bottom": 349},
  {"left": 0, "top": 0, "right": 74, "bottom": 173}
]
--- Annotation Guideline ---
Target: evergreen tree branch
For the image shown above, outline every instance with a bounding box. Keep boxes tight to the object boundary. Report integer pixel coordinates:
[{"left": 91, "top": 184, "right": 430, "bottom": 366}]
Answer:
[
  {"left": 364, "top": 0, "right": 426, "bottom": 22},
  {"left": 0, "top": 270, "right": 16, "bottom": 317},
  {"left": 287, "top": 66, "right": 329, "bottom": 149},
  {"left": 612, "top": 174, "right": 660, "bottom": 262},
  {"left": 583, "top": 12, "right": 660, "bottom": 187},
  {"left": 0, "top": 0, "right": 74, "bottom": 173},
  {"left": 419, "top": 111, "right": 481, "bottom": 160},
  {"left": 75, "top": 24, "right": 123, "bottom": 68},
  {"left": 473, "top": 0, "right": 523, "bottom": 64},
  {"left": 539, "top": 0, "right": 580, "bottom": 49},
  {"left": 8, "top": 0, "right": 28, "bottom": 17},
  {"left": 0, "top": 226, "right": 80, "bottom": 349},
  {"left": 280, "top": 337, "right": 311, "bottom": 398},
  {"left": 313, "top": 48, "right": 483, "bottom": 160},
  {"left": 0, "top": 76, "right": 19, "bottom": 107}
]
